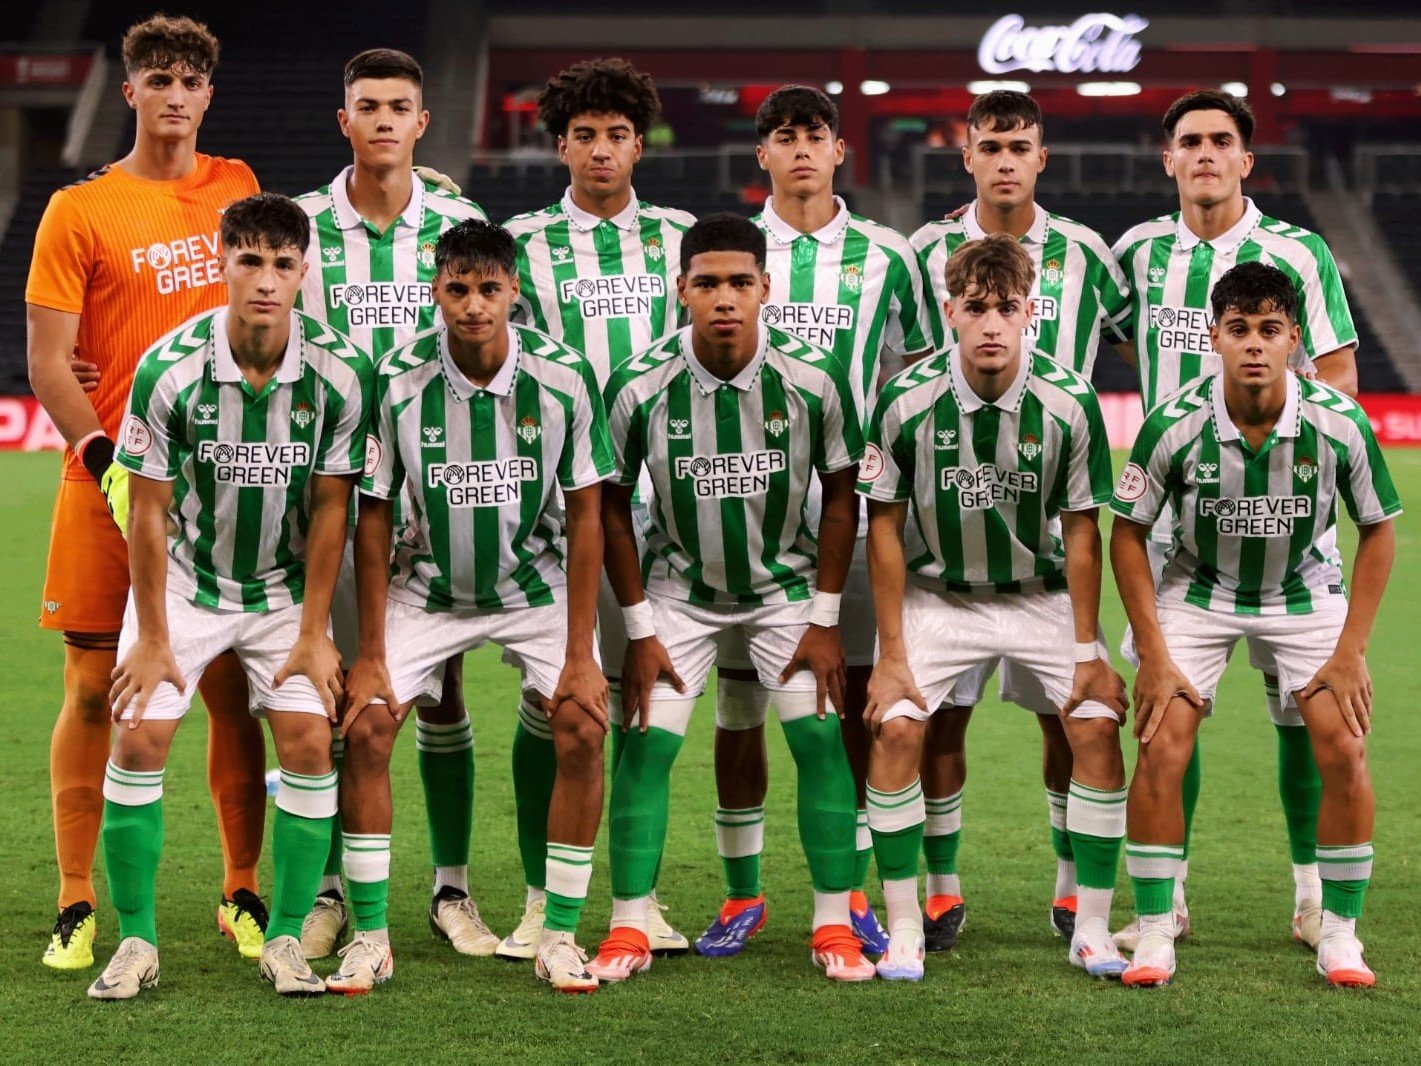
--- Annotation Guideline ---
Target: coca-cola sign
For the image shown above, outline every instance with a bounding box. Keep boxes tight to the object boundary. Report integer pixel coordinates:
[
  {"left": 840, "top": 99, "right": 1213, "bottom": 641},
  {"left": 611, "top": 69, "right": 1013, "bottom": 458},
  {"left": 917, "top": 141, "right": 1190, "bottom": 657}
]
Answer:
[{"left": 978, "top": 13, "right": 1149, "bottom": 75}]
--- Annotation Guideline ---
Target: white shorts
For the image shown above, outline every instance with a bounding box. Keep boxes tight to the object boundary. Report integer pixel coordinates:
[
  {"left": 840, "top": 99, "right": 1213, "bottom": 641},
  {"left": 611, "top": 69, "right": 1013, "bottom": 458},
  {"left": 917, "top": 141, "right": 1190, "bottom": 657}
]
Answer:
[
  {"left": 114, "top": 588, "right": 328, "bottom": 721},
  {"left": 879, "top": 584, "right": 1117, "bottom": 725},
  {"left": 1139, "top": 598, "right": 1348, "bottom": 716},
  {"left": 382, "top": 596, "right": 580, "bottom": 707},
  {"left": 648, "top": 594, "right": 818, "bottom": 703}
]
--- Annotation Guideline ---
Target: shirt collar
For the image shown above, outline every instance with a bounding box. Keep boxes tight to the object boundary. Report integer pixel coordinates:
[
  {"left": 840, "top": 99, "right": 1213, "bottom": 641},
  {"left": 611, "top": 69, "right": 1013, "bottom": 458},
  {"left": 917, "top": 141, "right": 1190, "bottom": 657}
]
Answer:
[
  {"left": 211, "top": 308, "right": 305, "bottom": 385},
  {"left": 963, "top": 200, "right": 1049, "bottom": 245},
  {"left": 561, "top": 186, "right": 640, "bottom": 232},
  {"left": 680, "top": 325, "right": 768, "bottom": 394},
  {"left": 1210, "top": 371, "right": 1301, "bottom": 443},
  {"left": 440, "top": 322, "right": 521, "bottom": 401},
  {"left": 330, "top": 165, "right": 425, "bottom": 232},
  {"left": 760, "top": 195, "right": 851, "bottom": 246},
  {"left": 949, "top": 345, "right": 1031, "bottom": 414},
  {"left": 1176, "top": 197, "right": 1261, "bottom": 254}
]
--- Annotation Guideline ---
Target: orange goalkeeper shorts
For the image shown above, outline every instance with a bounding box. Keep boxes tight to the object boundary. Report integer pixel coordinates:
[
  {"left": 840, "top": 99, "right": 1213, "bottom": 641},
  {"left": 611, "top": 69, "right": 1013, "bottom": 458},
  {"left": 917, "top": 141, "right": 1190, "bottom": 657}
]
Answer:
[{"left": 40, "top": 474, "right": 129, "bottom": 633}]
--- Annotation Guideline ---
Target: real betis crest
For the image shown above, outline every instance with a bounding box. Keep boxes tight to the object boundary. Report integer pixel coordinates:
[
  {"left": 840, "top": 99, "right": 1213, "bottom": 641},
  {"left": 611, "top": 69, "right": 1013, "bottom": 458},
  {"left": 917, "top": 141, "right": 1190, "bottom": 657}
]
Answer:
[
  {"left": 764, "top": 410, "right": 790, "bottom": 437},
  {"left": 1294, "top": 455, "right": 1317, "bottom": 483},
  {"left": 840, "top": 263, "right": 863, "bottom": 293},
  {"left": 1018, "top": 433, "right": 1041, "bottom": 460},
  {"left": 291, "top": 401, "right": 315, "bottom": 429},
  {"left": 418, "top": 241, "right": 436, "bottom": 269},
  {"left": 517, "top": 414, "right": 541, "bottom": 444},
  {"left": 644, "top": 236, "right": 663, "bottom": 261},
  {"left": 1042, "top": 259, "right": 1063, "bottom": 286}
]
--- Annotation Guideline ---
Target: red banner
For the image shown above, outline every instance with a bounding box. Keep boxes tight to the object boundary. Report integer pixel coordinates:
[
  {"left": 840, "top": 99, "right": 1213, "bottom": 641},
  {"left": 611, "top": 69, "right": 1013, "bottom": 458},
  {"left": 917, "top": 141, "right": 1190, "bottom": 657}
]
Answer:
[
  {"left": 1, "top": 392, "right": 1419, "bottom": 452},
  {"left": 0, "top": 53, "right": 94, "bottom": 88}
]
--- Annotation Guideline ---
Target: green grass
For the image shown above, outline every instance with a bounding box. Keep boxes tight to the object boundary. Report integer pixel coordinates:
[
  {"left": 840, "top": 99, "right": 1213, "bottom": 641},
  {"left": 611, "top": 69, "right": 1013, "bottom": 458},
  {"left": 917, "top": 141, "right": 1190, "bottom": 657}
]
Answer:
[{"left": 2, "top": 449, "right": 1420, "bottom": 1064}]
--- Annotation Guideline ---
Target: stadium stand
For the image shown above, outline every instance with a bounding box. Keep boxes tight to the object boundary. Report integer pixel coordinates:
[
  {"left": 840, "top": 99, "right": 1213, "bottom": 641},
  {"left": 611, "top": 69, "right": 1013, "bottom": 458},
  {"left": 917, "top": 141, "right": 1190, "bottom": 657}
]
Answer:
[{"left": 0, "top": 166, "right": 76, "bottom": 393}]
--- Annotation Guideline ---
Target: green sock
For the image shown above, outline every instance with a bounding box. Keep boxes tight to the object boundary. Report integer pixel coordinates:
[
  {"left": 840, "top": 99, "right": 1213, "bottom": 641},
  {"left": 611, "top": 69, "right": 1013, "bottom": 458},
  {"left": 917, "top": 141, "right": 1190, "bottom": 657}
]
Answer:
[
  {"left": 267, "top": 769, "right": 338, "bottom": 940},
  {"left": 1318, "top": 843, "right": 1373, "bottom": 919},
  {"left": 417, "top": 716, "right": 475, "bottom": 869},
  {"left": 852, "top": 808, "right": 872, "bottom": 891},
  {"left": 343, "top": 833, "right": 392, "bottom": 932},
  {"left": 544, "top": 843, "right": 595, "bottom": 934},
  {"left": 102, "top": 762, "right": 166, "bottom": 945},
  {"left": 1067, "top": 781, "right": 1127, "bottom": 889},
  {"left": 780, "top": 713, "right": 856, "bottom": 893},
  {"left": 1275, "top": 723, "right": 1321, "bottom": 865},
  {"left": 512, "top": 702, "right": 557, "bottom": 890},
  {"left": 1126, "top": 840, "right": 1183, "bottom": 915},
  {"left": 1047, "top": 788, "right": 1074, "bottom": 862},
  {"left": 322, "top": 737, "right": 344, "bottom": 883},
  {"left": 923, "top": 791, "right": 962, "bottom": 879},
  {"left": 867, "top": 780, "right": 925, "bottom": 881},
  {"left": 1182, "top": 740, "right": 1202, "bottom": 857},
  {"left": 609, "top": 726, "right": 685, "bottom": 898},
  {"left": 716, "top": 806, "right": 765, "bottom": 899}
]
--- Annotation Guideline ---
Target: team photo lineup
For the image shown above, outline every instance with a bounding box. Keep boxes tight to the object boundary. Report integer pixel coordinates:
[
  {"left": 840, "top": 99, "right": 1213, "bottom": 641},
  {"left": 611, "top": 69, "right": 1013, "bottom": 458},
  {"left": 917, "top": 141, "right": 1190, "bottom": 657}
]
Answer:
[{"left": 24, "top": 11, "right": 1402, "bottom": 1006}]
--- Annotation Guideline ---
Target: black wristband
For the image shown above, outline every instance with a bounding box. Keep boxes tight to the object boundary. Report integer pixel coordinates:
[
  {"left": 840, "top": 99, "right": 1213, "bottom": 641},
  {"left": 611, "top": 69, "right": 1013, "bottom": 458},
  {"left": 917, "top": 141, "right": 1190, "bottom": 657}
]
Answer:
[{"left": 79, "top": 435, "right": 116, "bottom": 481}]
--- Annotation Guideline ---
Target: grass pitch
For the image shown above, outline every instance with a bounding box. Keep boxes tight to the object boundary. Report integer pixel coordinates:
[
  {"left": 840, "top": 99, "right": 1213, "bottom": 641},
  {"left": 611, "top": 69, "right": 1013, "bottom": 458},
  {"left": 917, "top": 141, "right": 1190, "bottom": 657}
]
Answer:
[{"left": 2, "top": 450, "right": 1419, "bottom": 1064}]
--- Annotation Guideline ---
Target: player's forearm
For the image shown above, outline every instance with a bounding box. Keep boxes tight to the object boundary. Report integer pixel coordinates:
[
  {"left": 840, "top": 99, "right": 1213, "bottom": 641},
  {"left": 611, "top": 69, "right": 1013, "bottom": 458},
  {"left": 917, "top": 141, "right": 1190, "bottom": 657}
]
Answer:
[
  {"left": 128, "top": 484, "right": 172, "bottom": 643},
  {"left": 1110, "top": 518, "right": 1167, "bottom": 661},
  {"left": 814, "top": 471, "right": 860, "bottom": 596},
  {"left": 563, "top": 485, "right": 604, "bottom": 658},
  {"left": 298, "top": 475, "right": 355, "bottom": 639},
  {"left": 26, "top": 331, "right": 103, "bottom": 447},
  {"left": 1336, "top": 520, "right": 1396, "bottom": 657},
  {"left": 867, "top": 502, "right": 909, "bottom": 659},
  {"left": 602, "top": 486, "right": 645, "bottom": 607},
  {"left": 1061, "top": 510, "right": 1105, "bottom": 644},
  {"left": 1112, "top": 341, "right": 1138, "bottom": 370},
  {"left": 353, "top": 494, "right": 394, "bottom": 657},
  {"left": 1313, "top": 346, "right": 1359, "bottom": 398}
]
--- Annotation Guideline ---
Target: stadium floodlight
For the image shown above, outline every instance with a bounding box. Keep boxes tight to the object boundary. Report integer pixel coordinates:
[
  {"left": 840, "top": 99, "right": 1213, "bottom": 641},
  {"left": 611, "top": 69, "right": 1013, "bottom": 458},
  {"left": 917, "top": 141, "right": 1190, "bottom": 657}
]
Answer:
[
  {"left": 1222, "top": 81, "right": 1248, "bottom": 98},
  {"left": 859, "top": 80, "right": 891, "bottom": 96},
  {"left": 1271, "top": 82, "right": 1287, "bottom": 96},
  {"left": 1076, "top": 81, "right": 1141, "bottom": 96},
  {"left": 967, "top": 80, "right": 1031, "bottom": 94},
  {"left": 825, "top": 80, "right": 844, "bottom": 94}
]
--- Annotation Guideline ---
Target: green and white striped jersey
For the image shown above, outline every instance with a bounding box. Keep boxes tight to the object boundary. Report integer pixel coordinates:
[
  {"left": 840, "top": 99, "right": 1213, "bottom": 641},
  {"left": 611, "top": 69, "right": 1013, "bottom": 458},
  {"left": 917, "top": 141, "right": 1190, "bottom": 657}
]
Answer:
[
  {"left": 859, "top": 349, "right": 1114, "bottom": 594},
  {"left": 754, "top": 196, "right": 936, "bottom": 428},
  {"left": 363, "top": 322, "right": 614, "bottom": 612},
  {"left": 1111, "top": 374, "right": 1401, "bottom": 615},
  {"left": 295, "top": 166, "right": 487, "bottom": 358},
  {"left": 116, "top": 308, "right": 374, "bottom": 611},
  {"left": 505, "top": 188, "right": 696, "bottom": 390},
  {"left": 1113, "top": 198, "right": 1357, "bottom": 412},
  {"left": 911, "top": 201, "right": 1130, "bottom": 378},
  {"left": 605, "top": 324, "right": 864, "bottom": 606}
]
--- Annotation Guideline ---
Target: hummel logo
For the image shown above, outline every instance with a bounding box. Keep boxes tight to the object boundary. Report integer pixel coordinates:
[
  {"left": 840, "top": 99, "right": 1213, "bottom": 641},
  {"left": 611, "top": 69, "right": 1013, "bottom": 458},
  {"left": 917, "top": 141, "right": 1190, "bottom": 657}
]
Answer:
[
  {"left": 935, "top": 429, "right": 957, "bottom": 450},
  {"left": 422, "top": 426, "right": 444, "bottom": 448}
]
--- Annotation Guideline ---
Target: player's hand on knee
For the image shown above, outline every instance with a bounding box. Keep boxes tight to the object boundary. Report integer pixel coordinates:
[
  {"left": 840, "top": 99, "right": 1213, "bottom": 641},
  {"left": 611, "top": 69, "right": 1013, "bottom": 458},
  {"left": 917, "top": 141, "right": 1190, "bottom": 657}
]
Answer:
[
  {"left": 1064, "top": 658, "right": 1129, "bottom": 723},
  {"left": 1131, "top": 657, "right": 1202, "bottom": 744},
  {"left": 342, "top": 654, "right": 397, "bottom": 730},
  {"left": 1304, "top": 649, "right": 1372, "bottom": 738},
  {"left": 780, "top": 624, "right": 847, "bottom": 719},
  {"left": 621, "top": 637, "right": 684, "bottom": 734},
  {"left": 109, "top": 637, "right": 184, "bottom": 729},
  {"left": 553, "top": 653, "right": 610, "bottom": 733},
  {"left": 275, "top": 633, "right": 345, "bottom": 722},
  {"left": 864, "top": 655, "right": 925, "bottom": 734},
  {"left": 70, "top": 356, "right": 100, "bottom": 392}
]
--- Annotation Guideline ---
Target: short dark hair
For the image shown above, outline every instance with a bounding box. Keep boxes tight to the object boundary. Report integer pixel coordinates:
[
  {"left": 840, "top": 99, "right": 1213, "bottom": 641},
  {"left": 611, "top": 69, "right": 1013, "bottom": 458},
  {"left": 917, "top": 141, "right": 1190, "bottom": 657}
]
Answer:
[
  {"left": 121, "top": 14, "right": 219, "bottom": 78},
  {"left": 755, "top": 85, "right": 839, "bottom": 140},
  {"left": 1210, "top": 262, "right": 1297, "bottom": 323},
  {"left": 536, "top": 57, "right": 660, "bottom": 137},
  {"left": 220, "top": 193, "right": 309, "bottom": 254},
  {"left": 967, "top": 90, "right": 1043, "bottom": 139},
  {"left": 680, "top": 213, "right": 766, "bottom": 273},
  {"left": 344, "top": 48, "right": 423, "bottom": 89},
  {"left": 945, "top": 234, "right": 1035, "bottom": 301},
  {"left": 1163, "top": 89, "right": 1255, "bottom": 147},
  {"left": 435, "top": 219, "right": 516, "bottom": 278}
]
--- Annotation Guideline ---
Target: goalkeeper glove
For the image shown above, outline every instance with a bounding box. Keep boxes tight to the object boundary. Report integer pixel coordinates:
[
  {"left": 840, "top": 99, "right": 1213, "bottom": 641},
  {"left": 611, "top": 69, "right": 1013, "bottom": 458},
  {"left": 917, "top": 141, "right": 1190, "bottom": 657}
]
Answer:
[
  {"left": 78, "top": 434, "right": 131, "bottom": 537},
  {"left": 413, "top": 164, "right": 462, "bottom": 196}
]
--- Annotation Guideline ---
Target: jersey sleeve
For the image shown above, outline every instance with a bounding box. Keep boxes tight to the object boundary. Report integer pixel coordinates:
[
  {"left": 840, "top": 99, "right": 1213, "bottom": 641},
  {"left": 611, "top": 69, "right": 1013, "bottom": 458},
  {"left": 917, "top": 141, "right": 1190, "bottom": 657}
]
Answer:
[
  {"left": 25, "top": 187, "right": 93, "bottom": 314},
  {"left": 883, "top": 244, "right": 936, "bottom": 356},
  {"left": 297, "top": 241, "right": 327, "bottom": 320},
  {"left": 1338, "top": 413, "right": 1404, "bottom": 526},
  {"left": 360, "top": 365, "right": 405, "bottom": 500},
  {"left": 1062, "top": 390, "right": 1116, "bottom": 511},
  {"left": 815, "top": 360, "right": 865, "bottom": 475},
  {"left": 558, "top": 360, "right": 615, "bottom": 491},
  {"left": 316, "top": 350, "right": 375, "bottom": 477},
  {"left": 1110, "top": 421, "right": 1170, "bottom": 524},
  {"left": 1108, "top": 238, "right": 1140, "bottom": 344},
  {"left": 116, "top": 355, "right": 181, "bottom": 481},
  {"left": 1295, "top": 236, "right": 1359, "bottom": 357},
  {"left": 857, "top": 388, "right": 911, "bottom": 503},
  {"left": 604, "top": 373, "right": 646, "bottom": 488},
  {"left": 1090, "top": 242, "right": 1133, "bottom": 345}
]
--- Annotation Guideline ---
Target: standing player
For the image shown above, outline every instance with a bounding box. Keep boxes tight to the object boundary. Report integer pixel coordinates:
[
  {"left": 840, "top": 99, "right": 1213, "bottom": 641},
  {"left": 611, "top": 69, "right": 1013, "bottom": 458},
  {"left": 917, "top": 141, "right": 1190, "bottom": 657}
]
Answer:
[
  {"left": 1111, "top": 262, "right": 1398, "bottom": 988},
  {"left": 1112, "top": 89, "right": 1360, "bottom": 950},
  {"left": 25, "top": 14, "right": 269, "bottom": 969},
  {"left": 500, "top": 57, "right": 695, "bottom": 960},
  {"left": 89, "top": 193, "right": 373, "bottom": 1000},
  {"left": 859, "top": 235, "right": 1128, "bottom": 982},
  {"left": 331, "top": 220, "right": 613, "bottom": 995},
  {"left": 588, "top": 214, "right": 872, "bottom": 985},
  {"left": 697, "top": 85, "right": 935, "bottom": 957},
  {"left": 907, "top": 90, "right": 1132, "bottom": 949},
  {"left": 292, "top": 47, "right": 489, "bottom": 961}
]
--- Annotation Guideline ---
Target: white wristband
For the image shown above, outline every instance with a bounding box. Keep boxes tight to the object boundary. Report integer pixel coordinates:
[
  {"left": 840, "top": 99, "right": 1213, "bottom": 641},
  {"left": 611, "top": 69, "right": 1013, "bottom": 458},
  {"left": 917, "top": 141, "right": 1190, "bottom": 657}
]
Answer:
[
  {"left": 623, "top": 600, "right": 656, "bottom": 641},
  {"left": 809, "top": 591, "right": 842, "bottom": 628},
  {"left": 1074, "top": 641, "right": 1100, "bottom": 664}
]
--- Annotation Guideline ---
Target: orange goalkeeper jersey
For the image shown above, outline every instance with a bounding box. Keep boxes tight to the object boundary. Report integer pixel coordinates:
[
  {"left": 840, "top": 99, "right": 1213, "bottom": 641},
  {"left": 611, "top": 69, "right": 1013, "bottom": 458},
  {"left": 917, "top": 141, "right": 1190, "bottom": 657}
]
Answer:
[{"left": 25, "top": 153, "right": 259, "bottom": 480}]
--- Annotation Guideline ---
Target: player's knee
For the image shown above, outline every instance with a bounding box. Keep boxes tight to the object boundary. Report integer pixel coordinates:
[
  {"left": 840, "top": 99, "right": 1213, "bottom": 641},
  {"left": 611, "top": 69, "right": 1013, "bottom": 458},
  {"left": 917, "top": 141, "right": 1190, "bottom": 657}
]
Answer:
[
  {"left": 1312, "top": 733, "right": 1369, "bottom": 789},
  {"left": 342, "top": 709, "right": 399, "bottom": 768},
  {"left": 874, "top": 716, "right": 925, "bottom": 770},
  {"left": 110, "top": 728, "right": 171, "bottom": 773},
  {"left": 551, "top": 708, "right": 605, "bottom": 768},
  {"left": 62, "top": 647, "right": 117, "bottom": 725},
  {"left": 274, "top": 721, "right": 334, "bottom": 777}
]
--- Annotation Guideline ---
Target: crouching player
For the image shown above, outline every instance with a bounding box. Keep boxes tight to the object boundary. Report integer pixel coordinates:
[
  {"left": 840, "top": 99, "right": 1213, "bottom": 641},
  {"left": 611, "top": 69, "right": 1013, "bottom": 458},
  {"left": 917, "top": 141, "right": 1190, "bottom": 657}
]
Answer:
[
  {"left": 334, "top": 219, "right": 613, "bottom": 995},
  {"left": 91, "top": 193, "right": 373, "bottom": 999},
  {"left": 590, "top": 213, "right": 874, "bottom": 983},
  {"left": 1112, "top": 262, "right": 1399, "bottom": 988},
  {"left": 859, "top": 234, "right": 1129, "bottom": 981}
]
